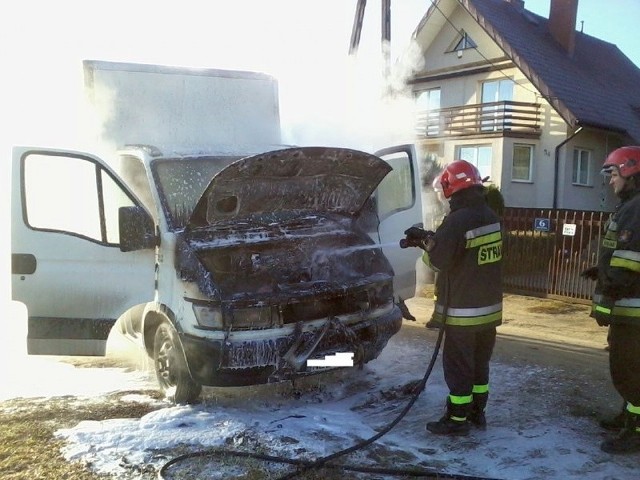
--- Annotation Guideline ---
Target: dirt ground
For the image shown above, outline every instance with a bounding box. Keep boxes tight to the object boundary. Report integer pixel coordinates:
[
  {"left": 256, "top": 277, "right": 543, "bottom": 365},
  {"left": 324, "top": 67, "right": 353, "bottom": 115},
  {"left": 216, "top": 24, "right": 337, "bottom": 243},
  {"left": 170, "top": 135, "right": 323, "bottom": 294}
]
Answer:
[{"left": 408, "top": 287, "right": 606, "bottom": 351}]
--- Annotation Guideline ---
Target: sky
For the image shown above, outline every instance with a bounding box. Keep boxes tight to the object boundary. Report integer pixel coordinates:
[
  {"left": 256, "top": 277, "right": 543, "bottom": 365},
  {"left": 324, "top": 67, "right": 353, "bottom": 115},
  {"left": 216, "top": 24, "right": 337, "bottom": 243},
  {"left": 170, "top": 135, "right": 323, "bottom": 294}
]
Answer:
[{"left": 525, "top": 0, "right": 640, "bottom": 66}]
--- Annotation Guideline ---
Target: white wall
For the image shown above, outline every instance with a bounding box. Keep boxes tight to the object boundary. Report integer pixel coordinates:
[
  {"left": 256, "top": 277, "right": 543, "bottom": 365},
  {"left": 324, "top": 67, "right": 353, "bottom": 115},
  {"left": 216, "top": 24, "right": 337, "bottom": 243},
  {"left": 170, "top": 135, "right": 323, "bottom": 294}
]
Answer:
[{"left": 558, "top": 131, "right": 622, "bottom": 212}]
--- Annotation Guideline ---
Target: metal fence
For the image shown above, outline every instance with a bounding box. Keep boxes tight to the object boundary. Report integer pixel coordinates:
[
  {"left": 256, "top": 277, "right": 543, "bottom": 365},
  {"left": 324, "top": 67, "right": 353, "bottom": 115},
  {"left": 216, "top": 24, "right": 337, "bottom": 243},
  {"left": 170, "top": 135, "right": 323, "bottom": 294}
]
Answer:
[{"left": 502, "top": 207, "right": 611, "bottom": 303}]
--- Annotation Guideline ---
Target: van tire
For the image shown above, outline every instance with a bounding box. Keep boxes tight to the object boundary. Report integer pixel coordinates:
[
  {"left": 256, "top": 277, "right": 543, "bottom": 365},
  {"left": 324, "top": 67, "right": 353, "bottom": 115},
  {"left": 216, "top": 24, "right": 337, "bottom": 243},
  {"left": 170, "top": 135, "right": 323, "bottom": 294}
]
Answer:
[{"left": 153, "top": 322, "right": 202, "bottom": 404}]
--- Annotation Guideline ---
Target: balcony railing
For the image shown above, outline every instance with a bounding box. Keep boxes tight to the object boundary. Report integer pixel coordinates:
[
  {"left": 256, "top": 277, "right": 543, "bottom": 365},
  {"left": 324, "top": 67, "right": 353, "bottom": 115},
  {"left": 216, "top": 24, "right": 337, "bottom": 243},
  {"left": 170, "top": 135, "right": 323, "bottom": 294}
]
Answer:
[{"left": 415, "top": 100, "right": 541, "bottom": 138}]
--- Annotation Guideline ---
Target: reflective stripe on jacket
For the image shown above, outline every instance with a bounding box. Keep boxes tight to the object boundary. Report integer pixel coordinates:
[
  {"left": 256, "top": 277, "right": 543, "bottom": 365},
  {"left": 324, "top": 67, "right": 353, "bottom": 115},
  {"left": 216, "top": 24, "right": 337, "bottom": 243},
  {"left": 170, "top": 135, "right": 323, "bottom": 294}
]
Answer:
[
  {"left": 592, "top": 294, "right": 640, "bottom": 321},
  {"left": 433, "top": 301, "right": 503, "bottom": 327}
]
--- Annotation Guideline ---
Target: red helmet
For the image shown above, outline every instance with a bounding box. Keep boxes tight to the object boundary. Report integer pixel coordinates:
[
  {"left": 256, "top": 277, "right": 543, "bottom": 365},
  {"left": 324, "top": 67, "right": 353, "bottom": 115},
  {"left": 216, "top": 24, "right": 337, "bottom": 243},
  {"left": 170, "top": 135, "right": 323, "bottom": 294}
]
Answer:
[
  {"left": 602, "top": 146, "right": 640, "bottom": 177},
  {"left": 439, "top": 160, "right": 483, "bottom": 198}
]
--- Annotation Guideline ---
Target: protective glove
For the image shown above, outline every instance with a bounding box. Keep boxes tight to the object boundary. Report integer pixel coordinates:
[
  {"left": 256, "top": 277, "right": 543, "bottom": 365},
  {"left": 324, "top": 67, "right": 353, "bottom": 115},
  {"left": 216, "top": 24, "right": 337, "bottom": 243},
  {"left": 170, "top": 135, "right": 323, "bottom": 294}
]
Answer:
[
  {"left": 404, "top": 226, "right": 433, "bottom": 240},
  {"left": 400, "top": 227, "right": 434, "bottom": 249},
  {"left": 580, "top": 266, "right": 599, "bottom": 281}
]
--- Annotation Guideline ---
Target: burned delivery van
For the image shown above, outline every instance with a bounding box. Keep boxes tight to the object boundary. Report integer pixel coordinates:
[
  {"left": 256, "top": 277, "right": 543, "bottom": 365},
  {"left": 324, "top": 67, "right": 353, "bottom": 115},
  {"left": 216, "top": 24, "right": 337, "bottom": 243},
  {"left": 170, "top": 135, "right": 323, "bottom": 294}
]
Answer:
[
  {"left": 10, "top": 61, "right": 422, "bottom": 403},
  {"left": 11, "top": 144, "right": 423, "bottom": 403}
]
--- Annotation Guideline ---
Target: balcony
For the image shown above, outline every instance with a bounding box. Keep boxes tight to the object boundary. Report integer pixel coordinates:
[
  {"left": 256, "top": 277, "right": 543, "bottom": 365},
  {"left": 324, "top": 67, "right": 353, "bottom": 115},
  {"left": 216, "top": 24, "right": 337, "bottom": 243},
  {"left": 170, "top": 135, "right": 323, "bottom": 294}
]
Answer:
[{"left": 415, "top": 101, "right": 541, "bottom": 138}]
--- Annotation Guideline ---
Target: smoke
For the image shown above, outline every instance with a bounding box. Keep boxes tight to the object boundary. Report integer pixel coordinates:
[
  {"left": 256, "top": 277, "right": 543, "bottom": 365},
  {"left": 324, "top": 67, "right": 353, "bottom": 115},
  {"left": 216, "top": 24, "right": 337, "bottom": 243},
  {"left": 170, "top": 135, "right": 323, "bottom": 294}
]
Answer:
[
  {"left": 281, "top": 39, "right": 425, "bottom": 153},
  {"left": 1, "top": 0, "right": 428, "bottom": 377},
  {"left": 2, "top": 1, "right": 428, "bottom": 156}
]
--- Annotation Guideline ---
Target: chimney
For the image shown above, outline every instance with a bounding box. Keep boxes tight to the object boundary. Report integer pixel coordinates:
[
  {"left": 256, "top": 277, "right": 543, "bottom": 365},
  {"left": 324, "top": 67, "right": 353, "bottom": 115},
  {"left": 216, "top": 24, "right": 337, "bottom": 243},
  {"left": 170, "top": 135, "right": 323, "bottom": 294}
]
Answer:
[{"left": 548, "top": 0, "right": 578, "bottom": 56}]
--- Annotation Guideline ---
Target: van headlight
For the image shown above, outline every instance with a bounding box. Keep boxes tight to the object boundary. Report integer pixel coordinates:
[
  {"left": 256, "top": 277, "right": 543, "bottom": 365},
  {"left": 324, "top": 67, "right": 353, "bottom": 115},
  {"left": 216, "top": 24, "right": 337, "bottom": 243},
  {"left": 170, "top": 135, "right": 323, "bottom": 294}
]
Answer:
[
  {"left": 231, "top": 306, "right": 276, "bottom": 329},
  {"left": 192, "top": 304, "right": 223, "bottom": 328}
]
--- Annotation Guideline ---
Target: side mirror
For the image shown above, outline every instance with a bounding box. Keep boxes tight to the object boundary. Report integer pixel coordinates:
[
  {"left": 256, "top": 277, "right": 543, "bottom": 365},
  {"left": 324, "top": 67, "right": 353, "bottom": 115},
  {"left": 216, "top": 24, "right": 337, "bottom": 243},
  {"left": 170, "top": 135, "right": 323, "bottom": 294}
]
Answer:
[{"left": 119, "top": 206, "right": 158, "bottom": 252}]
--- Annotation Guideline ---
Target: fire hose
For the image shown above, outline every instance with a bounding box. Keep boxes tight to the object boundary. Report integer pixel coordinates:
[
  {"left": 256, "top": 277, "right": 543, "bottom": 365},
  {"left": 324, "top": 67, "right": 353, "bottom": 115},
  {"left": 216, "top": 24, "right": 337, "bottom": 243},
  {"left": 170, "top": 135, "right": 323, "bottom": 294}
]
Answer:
[{"left": 158, "top": 240, "right": 504, "bottom": 480}]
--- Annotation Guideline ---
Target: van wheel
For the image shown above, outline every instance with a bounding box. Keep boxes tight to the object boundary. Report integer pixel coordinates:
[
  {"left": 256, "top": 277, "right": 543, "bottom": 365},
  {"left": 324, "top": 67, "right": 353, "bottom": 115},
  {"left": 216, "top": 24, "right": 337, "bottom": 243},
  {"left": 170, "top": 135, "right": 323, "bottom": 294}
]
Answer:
[{"left": 153, "top": 323, "right": 202, "bottom": 404}]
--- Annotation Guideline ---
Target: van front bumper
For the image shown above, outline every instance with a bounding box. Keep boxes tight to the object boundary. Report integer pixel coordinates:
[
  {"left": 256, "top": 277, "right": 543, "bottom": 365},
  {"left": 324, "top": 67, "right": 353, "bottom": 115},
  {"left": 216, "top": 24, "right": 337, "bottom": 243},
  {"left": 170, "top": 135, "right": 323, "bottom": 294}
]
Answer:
[{"left": 181, "top": 305, "right": 402, "bottom": 387}]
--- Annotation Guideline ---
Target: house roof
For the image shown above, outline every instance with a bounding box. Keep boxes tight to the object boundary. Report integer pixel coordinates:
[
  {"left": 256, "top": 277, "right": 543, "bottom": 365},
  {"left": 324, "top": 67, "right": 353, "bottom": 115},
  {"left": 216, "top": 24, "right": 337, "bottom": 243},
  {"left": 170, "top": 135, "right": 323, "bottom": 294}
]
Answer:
[{"left": 414, "top": 0, "right": 640, "bottom": 143}]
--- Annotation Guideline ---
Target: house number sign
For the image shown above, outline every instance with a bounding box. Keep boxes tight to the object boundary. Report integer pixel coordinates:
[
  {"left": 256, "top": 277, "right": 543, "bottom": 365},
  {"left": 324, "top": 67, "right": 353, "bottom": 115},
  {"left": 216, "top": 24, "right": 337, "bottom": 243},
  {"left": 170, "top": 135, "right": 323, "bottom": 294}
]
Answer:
[{"left": 534, "top": 218, "right": 550, "bottom": 232}]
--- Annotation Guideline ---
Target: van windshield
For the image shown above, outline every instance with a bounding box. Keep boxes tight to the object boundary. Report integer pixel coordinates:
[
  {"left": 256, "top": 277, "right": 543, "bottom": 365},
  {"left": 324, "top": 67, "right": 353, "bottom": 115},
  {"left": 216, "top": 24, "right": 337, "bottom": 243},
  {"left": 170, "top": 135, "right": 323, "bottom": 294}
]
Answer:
[{"left": 152, "top": 156, "right": 240, "bottom": 230}]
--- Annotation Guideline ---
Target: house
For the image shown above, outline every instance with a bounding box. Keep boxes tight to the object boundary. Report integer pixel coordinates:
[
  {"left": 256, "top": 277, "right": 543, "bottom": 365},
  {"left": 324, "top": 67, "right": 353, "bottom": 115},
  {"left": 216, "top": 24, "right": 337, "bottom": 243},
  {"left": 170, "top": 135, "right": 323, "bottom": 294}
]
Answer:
[{"left": 408, "top": 0, "right": 640, "bottom": 212}]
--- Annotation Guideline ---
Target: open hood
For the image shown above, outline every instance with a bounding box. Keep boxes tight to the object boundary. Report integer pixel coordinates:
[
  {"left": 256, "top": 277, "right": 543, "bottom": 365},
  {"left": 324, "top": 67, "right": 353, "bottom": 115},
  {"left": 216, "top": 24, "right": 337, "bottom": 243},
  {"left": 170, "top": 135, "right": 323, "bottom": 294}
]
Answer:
[{"left": 188, "top": 147, "right": 391, "bottom": 228}]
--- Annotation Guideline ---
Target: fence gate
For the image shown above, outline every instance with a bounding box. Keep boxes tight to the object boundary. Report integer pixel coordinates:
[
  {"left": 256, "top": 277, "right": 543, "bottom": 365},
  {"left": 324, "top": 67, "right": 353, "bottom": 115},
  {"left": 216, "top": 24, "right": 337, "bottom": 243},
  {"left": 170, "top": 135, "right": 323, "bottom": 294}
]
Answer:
[{"left": 502, "top": 208, "right": 611, "bottom": 303}]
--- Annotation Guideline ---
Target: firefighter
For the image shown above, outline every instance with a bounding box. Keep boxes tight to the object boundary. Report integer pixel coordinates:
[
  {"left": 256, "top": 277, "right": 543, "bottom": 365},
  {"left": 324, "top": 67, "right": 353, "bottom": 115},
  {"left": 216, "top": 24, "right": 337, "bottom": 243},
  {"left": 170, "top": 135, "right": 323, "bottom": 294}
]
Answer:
[
  {"left": 584, "top": 146, "right": 640, "bottom": 453},
  {"left": 403, "top": 160, "right": 503, "bottom": 436}
]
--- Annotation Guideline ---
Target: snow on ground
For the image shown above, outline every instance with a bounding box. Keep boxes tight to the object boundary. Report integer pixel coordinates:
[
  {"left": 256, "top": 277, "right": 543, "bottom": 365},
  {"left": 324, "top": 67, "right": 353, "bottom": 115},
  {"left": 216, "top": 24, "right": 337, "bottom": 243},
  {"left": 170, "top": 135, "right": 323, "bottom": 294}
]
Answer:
[
  {"left": 2, "top": 356, "right": 155, "bottom": 402},
  {"left": 35, "top": 331, "right": 636, "bottom": 480}
]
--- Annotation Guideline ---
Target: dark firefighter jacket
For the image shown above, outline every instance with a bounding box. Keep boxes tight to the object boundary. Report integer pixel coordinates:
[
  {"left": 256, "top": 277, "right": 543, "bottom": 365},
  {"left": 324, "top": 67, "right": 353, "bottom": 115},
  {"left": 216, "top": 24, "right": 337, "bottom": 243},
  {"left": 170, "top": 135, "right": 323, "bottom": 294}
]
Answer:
[
  {"left": 423, "top": 186, "right": 503, "bottom": 330},
  {"left": 592, "top": 187, "right": 640, "bottom": 326}
]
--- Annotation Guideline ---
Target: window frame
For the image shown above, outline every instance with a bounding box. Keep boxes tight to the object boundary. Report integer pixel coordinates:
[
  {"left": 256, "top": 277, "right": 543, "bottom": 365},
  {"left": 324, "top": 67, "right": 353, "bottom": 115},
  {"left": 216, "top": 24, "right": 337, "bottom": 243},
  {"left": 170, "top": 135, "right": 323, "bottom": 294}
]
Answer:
[
  {"left": 572, "top": 148, "right": 592, "bottom": 186},
  {"left": 415, "top": 88, "right": 441, "bottom": 137},
  {"left": 22, "top": 152, "right": 140, "bottom": 245},
  {"left": 449, "top": 30, "right": 477, "bottom": 52},
  {"left": 375, "top": 151, "right": 415, "bottom": 221},
  {"left": 512, "top": 144, "right": 534, "bottom": 183},
  {"left": 480, "top": 78, "right": 515, "bottom": 132},
  {"left": 415, "top": 88, "right": 441, "bottom": 112},
  {"left": 457, "top": 144, "right": 492, "bottom": 181}
]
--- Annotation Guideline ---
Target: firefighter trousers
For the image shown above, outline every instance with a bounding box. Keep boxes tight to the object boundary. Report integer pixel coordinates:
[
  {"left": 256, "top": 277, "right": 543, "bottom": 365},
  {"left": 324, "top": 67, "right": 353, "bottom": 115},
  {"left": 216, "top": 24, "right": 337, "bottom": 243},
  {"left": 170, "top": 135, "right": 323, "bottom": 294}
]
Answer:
[
  {"left": 609, "top": 323, "right": 640, "bottom": 407},
  {"left": 442, "top": 326, "right": 497, "bottom": 402}
]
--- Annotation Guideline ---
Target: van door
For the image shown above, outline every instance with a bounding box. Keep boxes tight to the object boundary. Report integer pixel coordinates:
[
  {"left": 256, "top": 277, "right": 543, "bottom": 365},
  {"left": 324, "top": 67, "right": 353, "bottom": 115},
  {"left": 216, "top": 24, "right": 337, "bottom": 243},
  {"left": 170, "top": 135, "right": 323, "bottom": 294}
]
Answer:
[
  {"left": 373, "top": 144, "right": 424, "bottom": 302},
  {"left": 11, "top": 147, "right": 156, "bottom": 356}
]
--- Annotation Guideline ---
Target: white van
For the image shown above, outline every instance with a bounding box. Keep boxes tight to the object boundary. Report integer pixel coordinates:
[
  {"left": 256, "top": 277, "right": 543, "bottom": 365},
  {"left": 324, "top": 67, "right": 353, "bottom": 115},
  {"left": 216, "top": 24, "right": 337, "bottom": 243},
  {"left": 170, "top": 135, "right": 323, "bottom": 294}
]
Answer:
[{"left": 11, "top": 143, "right": 422, "bottom": 403}]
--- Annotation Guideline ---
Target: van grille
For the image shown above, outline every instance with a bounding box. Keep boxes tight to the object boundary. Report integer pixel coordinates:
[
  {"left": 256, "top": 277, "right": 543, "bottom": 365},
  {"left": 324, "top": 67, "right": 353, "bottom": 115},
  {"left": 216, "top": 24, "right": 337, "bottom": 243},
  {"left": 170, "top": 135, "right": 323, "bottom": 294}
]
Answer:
[{"left": 280, "top": 282, "right": 392, "bottom": 324}]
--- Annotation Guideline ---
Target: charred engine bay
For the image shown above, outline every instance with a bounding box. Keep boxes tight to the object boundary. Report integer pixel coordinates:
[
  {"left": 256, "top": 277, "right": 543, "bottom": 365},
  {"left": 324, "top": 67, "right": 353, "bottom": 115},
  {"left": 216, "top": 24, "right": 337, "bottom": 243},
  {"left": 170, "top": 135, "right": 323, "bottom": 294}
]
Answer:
[{"left": 176, "top": 214, "right": 394, "bottom": 306}]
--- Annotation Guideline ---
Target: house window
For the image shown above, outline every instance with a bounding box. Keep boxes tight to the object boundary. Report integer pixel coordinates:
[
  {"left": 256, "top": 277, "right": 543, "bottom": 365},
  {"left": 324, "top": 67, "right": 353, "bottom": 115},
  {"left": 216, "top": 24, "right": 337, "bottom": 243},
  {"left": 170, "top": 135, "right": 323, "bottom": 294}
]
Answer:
[
  {"left": 512, "top": 144, "right": 533, "bottom": 182},
  {"left": 458, "top": 145, "right": 492, "bottom": 181},
  {"left": 481, "top": 79, "right": 514, "bottom": 131},
  {"left": 416, "top": 88, "right": 441, "bottom": 111},
  {"left": 416, "top": 88, "right": 441, "bottom": 136},
  {"left": 482, "top": 79, "right": 514, "bottom": 103},
  {"left": 452, "top": 30, "right": 477, "bottom": 51},
  {"left": 572, "top": 148, "right": 591, "bottom": 186}
]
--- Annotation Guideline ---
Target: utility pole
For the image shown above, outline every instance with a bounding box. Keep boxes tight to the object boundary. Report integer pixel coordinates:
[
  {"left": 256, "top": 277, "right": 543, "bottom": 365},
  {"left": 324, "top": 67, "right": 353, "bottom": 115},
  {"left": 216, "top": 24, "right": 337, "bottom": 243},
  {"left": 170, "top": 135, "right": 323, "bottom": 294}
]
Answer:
[
  {"left": 349, "top": 0, "right": 367, "bottom": 56},
  {"left": 381, "top": 0, "right": 391, "bottom": 77},
  {"left": 349, "top": 0, "right": 391, "bottom": 58},
  {"left": 349, "top": 0, "right": 392, "bottom": 84}
]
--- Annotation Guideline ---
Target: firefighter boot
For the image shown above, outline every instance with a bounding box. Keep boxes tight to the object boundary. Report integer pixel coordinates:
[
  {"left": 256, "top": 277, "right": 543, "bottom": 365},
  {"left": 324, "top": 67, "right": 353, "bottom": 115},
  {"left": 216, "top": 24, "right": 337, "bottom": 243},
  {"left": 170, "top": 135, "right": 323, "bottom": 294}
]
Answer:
[
  {"left": 600, "top": 410, "right": 640, "bottom": 454},
  {"left": 469, "top": 391, "right": 488, "bottom": 429},
  {"left": 426, "top": 399, "right": 470, "bottom": 436}
]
